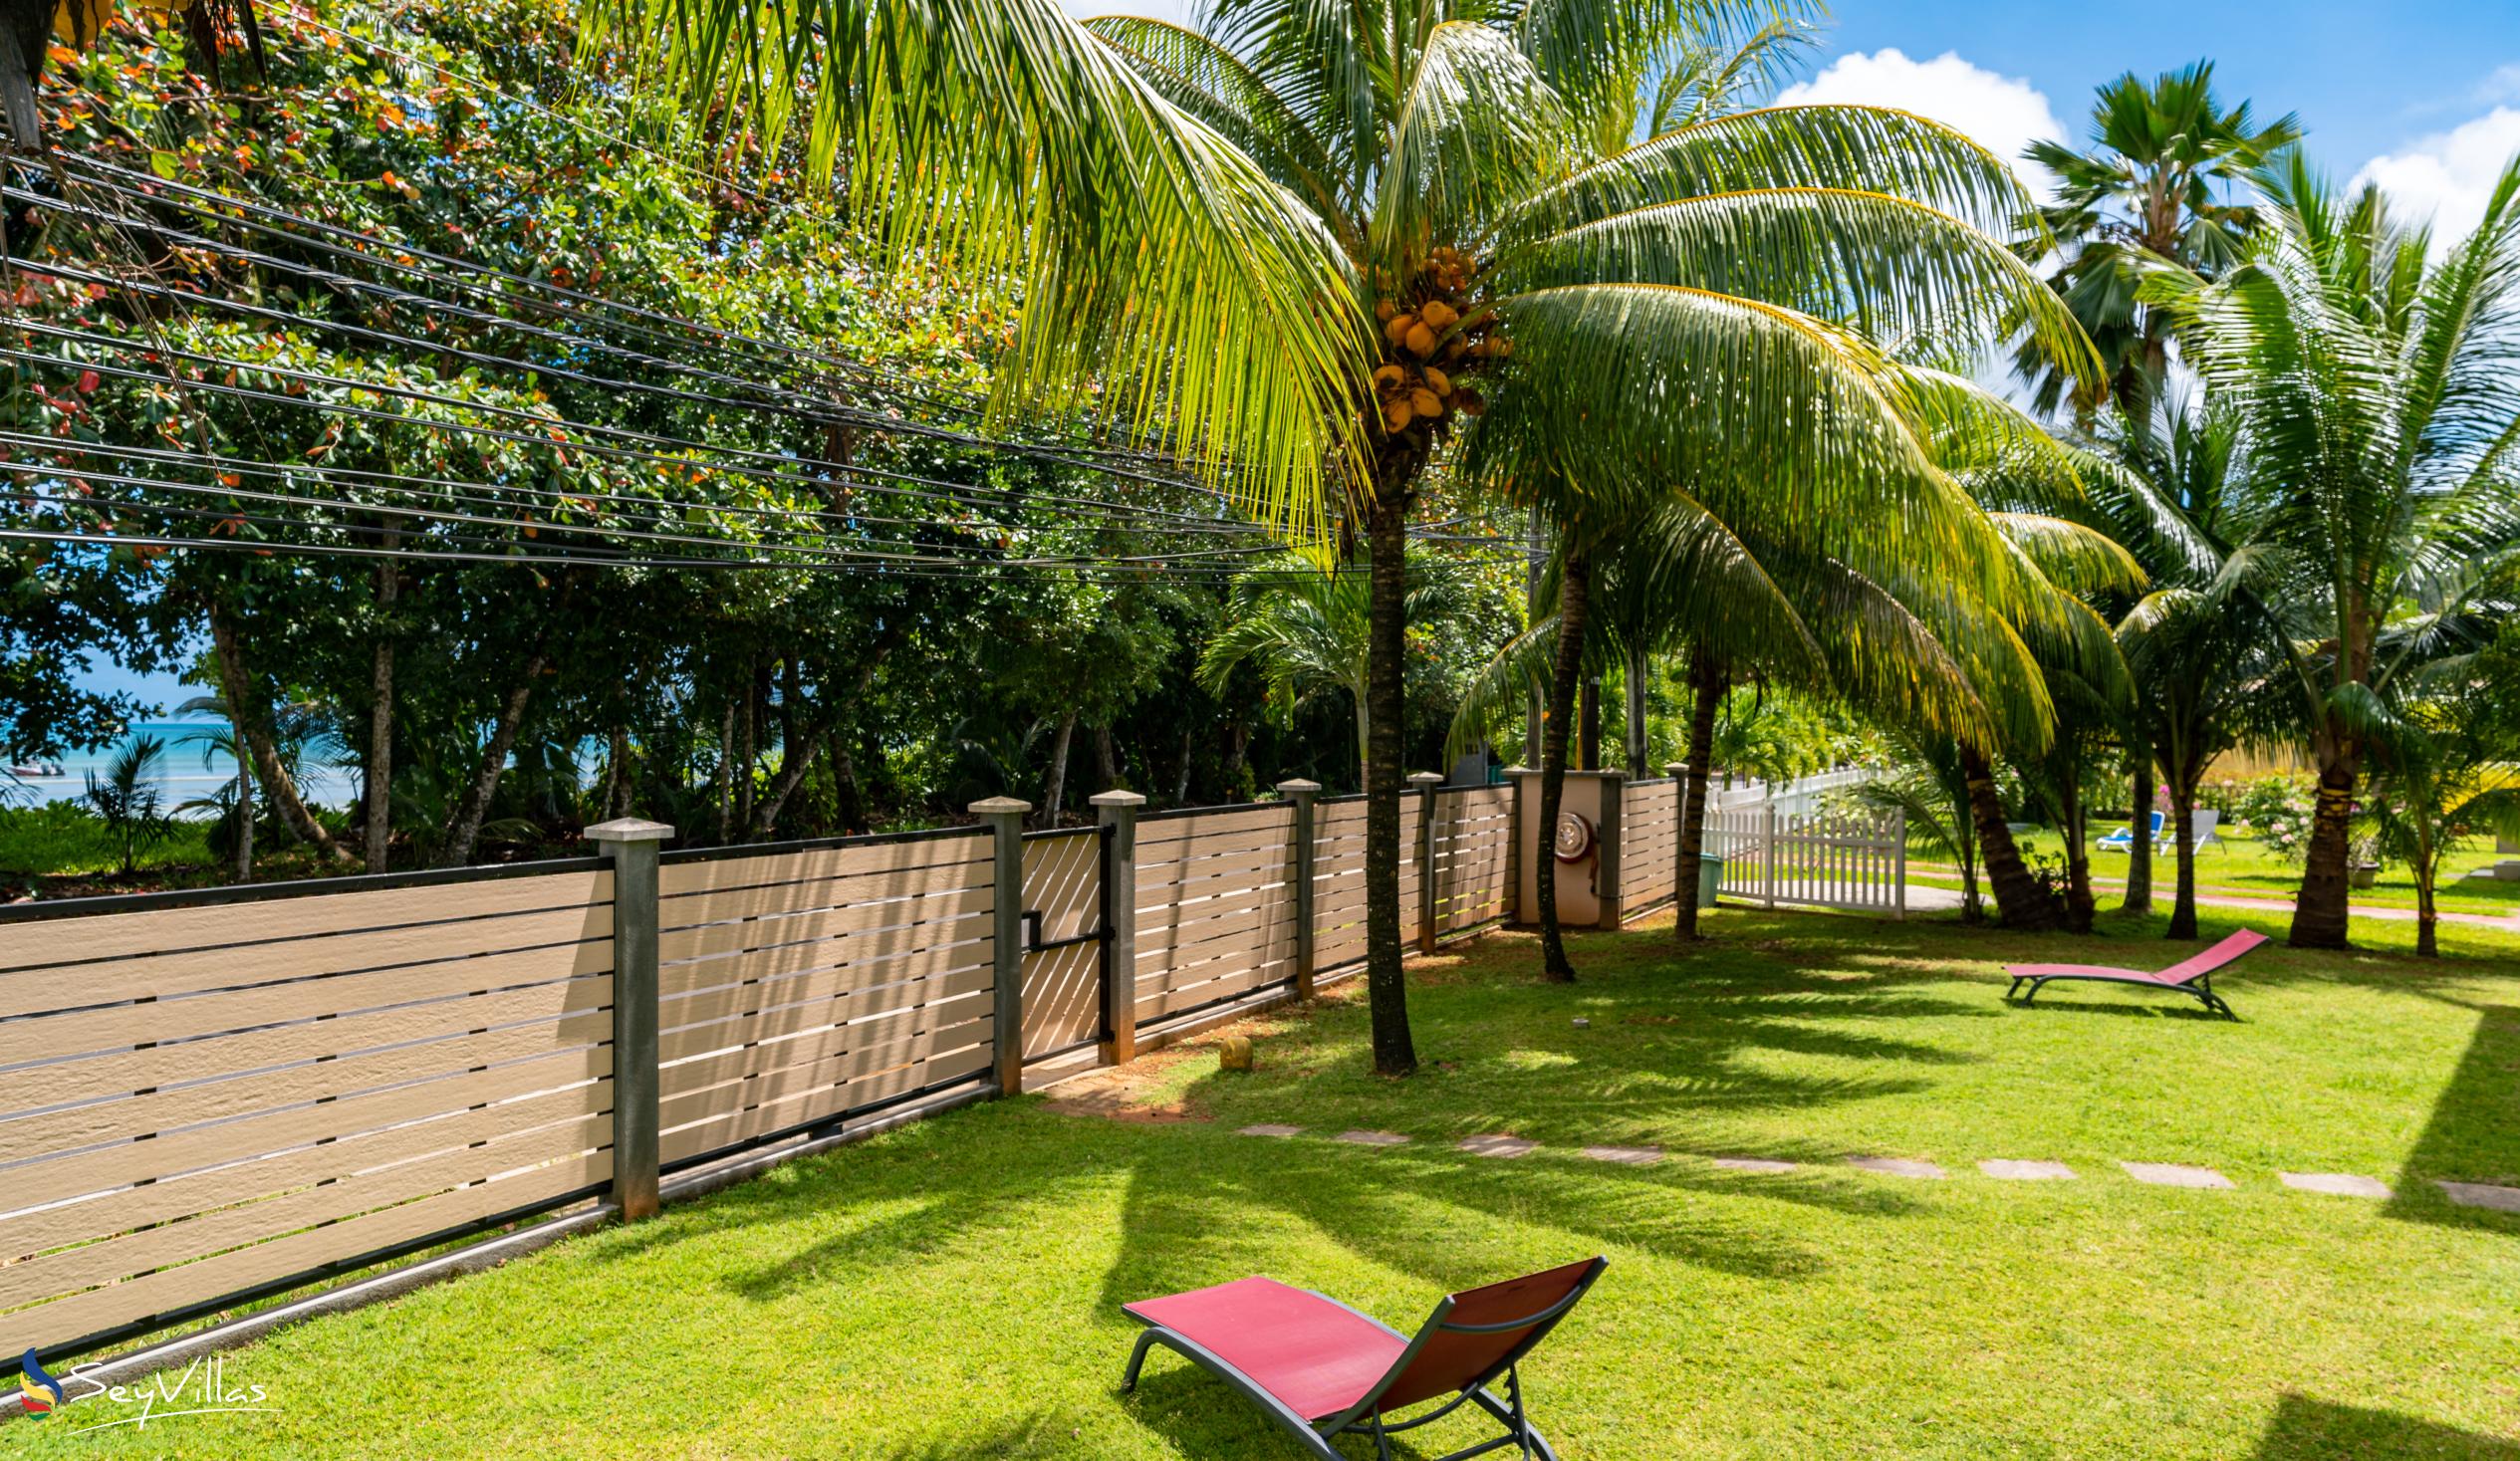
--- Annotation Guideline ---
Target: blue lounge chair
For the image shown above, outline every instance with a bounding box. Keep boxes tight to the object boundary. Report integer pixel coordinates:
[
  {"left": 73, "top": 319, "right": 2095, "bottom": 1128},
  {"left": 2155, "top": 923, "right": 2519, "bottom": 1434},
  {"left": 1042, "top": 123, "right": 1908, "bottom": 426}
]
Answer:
[{"left": 2099, "top": 812, "right": 2163, "bottom": 852}]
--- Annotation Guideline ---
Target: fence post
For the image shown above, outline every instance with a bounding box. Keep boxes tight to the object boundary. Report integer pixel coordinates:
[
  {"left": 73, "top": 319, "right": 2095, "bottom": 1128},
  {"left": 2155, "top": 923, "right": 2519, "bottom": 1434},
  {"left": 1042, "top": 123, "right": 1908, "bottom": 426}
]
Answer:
[
  {"left": 1277, "top": 780, "right": 1321, "bottom": 999},
  {"left": 1664, "top": 762, "right": 1687, "bottom": 912},
  {"left": 971, "top": 797, "right": 1032, "bottom": 1096},
  {"left": 1892, "top": 809, "right": 1908, "bottom": 920},
  {"left": 1091, "top": 791, "right": 1143, "bottom": 1066},
  {"left": 1409, "top": 772, "right": 1443, "bottom": 952},
  {"left": 1764, "top": 802, "right": 1780, "bottom": 908},
  {"left": 1504, "top": 766, "right": 1532, "bottom": 924},
  {"left": 588, "top": 817, "right": 672, "bottom": 1222},
  {"left": 1595, "top": 770, "right": 1626, "bottom": 929}
]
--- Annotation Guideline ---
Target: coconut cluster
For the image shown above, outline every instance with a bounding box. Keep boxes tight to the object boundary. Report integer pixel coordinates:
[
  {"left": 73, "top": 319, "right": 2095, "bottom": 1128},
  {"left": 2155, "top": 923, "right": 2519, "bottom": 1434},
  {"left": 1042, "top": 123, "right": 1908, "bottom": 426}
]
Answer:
[{"left": 1370, "top": 245, "right": 1503, "bottom": 434}]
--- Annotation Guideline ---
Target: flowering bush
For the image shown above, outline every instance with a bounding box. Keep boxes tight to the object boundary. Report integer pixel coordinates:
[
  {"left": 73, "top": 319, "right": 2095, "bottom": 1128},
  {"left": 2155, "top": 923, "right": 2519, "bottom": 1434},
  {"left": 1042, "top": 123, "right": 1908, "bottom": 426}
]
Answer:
[{"left": 2233, "top": 775, "right": 2317, "bottom": 861}]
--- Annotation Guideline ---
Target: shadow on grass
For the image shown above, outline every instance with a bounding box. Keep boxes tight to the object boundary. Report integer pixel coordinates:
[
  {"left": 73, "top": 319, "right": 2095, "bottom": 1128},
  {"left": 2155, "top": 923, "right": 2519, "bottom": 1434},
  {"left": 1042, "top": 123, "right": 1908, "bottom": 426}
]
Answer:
[
  {"left": 2391, "top": 1005, "right": 2520, "bottom": 1234},
  {"left": 882, "top": 1410, "right": 1061, "bottom": 1458},
  {"left": 2254, "top": 1394, "right": 2520, "bottom": 1459}
]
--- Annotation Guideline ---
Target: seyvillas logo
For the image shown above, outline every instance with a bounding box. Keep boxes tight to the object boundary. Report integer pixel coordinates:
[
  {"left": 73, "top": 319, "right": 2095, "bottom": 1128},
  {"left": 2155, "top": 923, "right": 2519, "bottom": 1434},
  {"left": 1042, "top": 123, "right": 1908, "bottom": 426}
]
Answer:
[
  {"left": 13, "top": 1349, "right": 278, "bottom": 1433},
  {"left": 17, "top": 1350, "right": 65, "bottom": 1416}
]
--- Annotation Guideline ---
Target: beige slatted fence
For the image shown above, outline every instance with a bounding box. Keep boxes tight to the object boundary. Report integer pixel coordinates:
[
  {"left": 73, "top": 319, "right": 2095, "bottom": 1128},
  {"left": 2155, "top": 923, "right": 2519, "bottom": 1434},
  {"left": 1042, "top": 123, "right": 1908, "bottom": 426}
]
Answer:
[
  {"left": 1134, "top": 804, "right": 1299, "bottom": 1026},
  {"left": 1429, "top": 785, "right": 1513, "bottom": 936},
  {"left": 0, "top": 866, "right": 617, "bottom": 1359},
  {"left": 1620, "top": 779, "right": 1681, "bottom": 915},
  {"left": 1019, "top": 830, "right": 1103, "bottom": 1057},
  {"left": 654, "top": 832, "right": 996, "bottom": 1166}
]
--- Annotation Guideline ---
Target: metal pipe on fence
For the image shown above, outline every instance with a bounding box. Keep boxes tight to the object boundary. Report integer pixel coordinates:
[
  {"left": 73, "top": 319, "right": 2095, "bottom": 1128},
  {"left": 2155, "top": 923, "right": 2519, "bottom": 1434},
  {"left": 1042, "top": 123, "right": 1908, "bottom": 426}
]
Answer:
[{"left": 587, "top": 817, "right": 673, "bottom": 1223}]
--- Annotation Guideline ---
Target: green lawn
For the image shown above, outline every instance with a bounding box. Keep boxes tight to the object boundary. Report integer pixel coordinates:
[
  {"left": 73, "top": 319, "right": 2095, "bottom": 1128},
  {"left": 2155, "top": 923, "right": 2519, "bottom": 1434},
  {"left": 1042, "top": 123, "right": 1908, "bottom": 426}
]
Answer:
[
  {"left": 16, "top": 908, "right": 2520, "bottom": 1458},
  {"left": 1917, "top": 822, "right": 2520, "bottom": 917}
]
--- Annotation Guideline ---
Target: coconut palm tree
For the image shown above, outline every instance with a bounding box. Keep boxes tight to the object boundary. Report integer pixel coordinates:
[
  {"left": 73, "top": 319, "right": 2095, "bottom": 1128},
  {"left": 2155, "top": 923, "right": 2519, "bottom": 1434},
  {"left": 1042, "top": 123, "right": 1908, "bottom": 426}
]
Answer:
[
  {"left": 2014, "top": 61, "right": 2300, "bottom": 420},
  {"left": 604, "top": 0, "right": 2093, "bottom": 1071},
  {"left": 2155, "top": 151, "right": 2520, "bottom": 948}
]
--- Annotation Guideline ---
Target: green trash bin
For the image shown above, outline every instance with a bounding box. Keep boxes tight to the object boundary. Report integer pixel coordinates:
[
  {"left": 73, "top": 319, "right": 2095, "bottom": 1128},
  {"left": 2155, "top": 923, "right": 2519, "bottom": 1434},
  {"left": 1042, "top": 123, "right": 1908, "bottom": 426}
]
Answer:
[{"left": 1697, "top": 852, "right": 1723, "bottom": 909}]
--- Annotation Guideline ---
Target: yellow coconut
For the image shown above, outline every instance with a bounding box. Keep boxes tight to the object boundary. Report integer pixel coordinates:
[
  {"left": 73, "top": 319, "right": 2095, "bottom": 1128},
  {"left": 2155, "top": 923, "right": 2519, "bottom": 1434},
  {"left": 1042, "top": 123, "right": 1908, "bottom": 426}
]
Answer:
[
  {"left": 1218, "top": 1036, "right": 1255, "bottom": 1073},
  {"left": 1420, "top": 300, "right": 1458, "bottom": 330},
  {"left": 1409, "top": 387, "right": 1442, "bottom": 418},
  {"left": 1404, "top": 321, "right": 1436, "bottom": 357},
  {"left": 1423, "top": 365, "right": 1452, "bottom": 396},
  {"left": 1384, "top": 399, "right": 1414, "bottom": 431},
  {"left": 1374, "top": 363, "right": 1405, "bottom": 387},
  {"left": 1385, "top": 313, "right": 1417, "bottom": 346},
  {"left": 1375, "top": 300, "right": 1396, "bottom": 323}
]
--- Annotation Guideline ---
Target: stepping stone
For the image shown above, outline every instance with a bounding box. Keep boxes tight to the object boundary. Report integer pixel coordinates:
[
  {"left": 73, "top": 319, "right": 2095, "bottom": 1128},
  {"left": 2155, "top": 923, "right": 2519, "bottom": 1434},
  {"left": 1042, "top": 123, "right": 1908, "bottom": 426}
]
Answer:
[
  {"left": 2121, "top": 1161, "right": 2233, "bottom": 1190},
  {"left": 1336, "top": 1129, "right": 1410, "bottom": 1147},
  {"left": 2281, "top": 1172, "right": 2393, "bottom": 1199},
  {"left": 1980, "top": 1159, "right": 2077, "bottom": 1181},
  {"left": 2438, "top": 1180, "right": 2520, "bottom": 1213},
  {"left": 1237, "top": 1123, "right": 1304, "bottom": 1138},
  {"left": 1580, "top": 1145, "right": 1664, "bottom": 1166},
  {"left": 1458, "top": 1135, "right": 1538, "bottom": 1159},
  {"left": 1711, "top": 1155, "right": 1797, "bottom": 1174},
  {"left": 1848, "top": 1156, "right": 1947, "bottom": 1180}
]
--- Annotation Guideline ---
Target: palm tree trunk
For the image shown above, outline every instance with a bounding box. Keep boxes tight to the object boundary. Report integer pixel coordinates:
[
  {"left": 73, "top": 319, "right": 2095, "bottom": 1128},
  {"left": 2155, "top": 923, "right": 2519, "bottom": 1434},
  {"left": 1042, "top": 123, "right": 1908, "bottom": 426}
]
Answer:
[
  {"left": 232, "top": 750, "right": 253, "bottom": 883},
  {"left": 1094, "top": 723, "right": 1119, "bottom": 794},
  {"left": 1525, "top": 505, "right": 1546, "bottom": 767},
  {"left": 1624, "top": 645, "right": 1648, "bottom": 773},
  {"left": 1363, "top": 476, "right": 1417, "bottom": 1075},
  {"left": 1535, "top": 549, "right": 1589, "bottom": 981},
  {"left": 2123, "top": 751, "right": 2152, "bottom": 913},
  {"left": 441, "top": 653, "right": 546, "bottom": 866},
  {"left": 2167, "top": 778, "right": 2201, "bottom": 940},
  {"left": 607, "top": 725, "right": 632, "bottom": 819},
  {"left": 1354, "top": 694, "right": 1370, "bottom": 791},
  {"left": 712, "top": 698, "right": 736, "bottom": 844},
  {"left": 1041, "top": 710, "right": 1075, "bottom": 830},
  {"left": 1673, "top": 647, "right": 1724, "bottom": 941},
  {"left": 1578, "top": 673, "right": 1602, "bottom": 772},
  {"left": 2289, "top": 739, "right": 2359, "bottom": 949},
  {"left": 2060, "top": 779, "right": 2095, "bottom": 934},
  {"left": 1960, "top": 744, "right": 2061, "bottom": 931},
  {"left": 2412, "top": 826, "right": 2438, "bottom": 959},
  {"left": 209, "top": 608, "right": 350, "bottom": 863},
  {"left": 365, "top": 561, "right": 396, "bottom": 873}
]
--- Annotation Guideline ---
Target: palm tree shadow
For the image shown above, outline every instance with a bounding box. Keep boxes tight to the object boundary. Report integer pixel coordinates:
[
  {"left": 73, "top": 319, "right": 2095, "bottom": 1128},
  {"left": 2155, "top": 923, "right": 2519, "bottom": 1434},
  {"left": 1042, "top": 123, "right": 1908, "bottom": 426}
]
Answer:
[
  {"left": 2253, "top": 1393, "right": 2520, "bottom": 1459},
  {"left": 2389, "top": 1005, "right": 2520, "bottom": 1235}
]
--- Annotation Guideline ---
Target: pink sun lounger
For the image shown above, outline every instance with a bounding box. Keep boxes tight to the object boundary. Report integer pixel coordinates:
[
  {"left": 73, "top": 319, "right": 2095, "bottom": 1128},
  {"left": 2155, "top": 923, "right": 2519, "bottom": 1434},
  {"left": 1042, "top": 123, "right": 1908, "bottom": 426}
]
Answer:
[
  {"left": 1121, "top": 1258, "right": 1606, "bottom": 1460},
  {"left": 2005, "top": 928, "right": 2267, "bottom": 1019}
]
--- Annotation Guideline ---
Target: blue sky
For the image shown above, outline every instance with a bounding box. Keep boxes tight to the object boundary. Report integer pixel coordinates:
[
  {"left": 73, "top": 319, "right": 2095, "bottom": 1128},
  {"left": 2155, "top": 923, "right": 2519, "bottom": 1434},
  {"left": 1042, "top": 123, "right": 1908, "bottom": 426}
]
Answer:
[{"left": 1061, "top": 0, "right": 2520, "bottom": 241}]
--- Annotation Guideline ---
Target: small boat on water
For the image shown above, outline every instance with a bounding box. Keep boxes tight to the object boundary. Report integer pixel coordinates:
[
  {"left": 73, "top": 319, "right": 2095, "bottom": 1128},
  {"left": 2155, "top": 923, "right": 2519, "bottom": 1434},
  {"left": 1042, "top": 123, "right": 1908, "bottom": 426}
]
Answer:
[{"left": 6, "top": 762, "right": 65, "bottom": 779}]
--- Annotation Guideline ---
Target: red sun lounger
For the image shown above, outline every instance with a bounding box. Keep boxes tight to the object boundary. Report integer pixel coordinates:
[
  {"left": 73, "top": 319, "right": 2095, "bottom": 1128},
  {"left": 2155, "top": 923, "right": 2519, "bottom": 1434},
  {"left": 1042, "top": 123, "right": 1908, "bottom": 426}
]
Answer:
[
  {"left": 2004, "top": 928, "right": 2267, "bottom": 1019},
  {"left": 1121, "top": 1257, "right": 1607, "bottom": 1460}
]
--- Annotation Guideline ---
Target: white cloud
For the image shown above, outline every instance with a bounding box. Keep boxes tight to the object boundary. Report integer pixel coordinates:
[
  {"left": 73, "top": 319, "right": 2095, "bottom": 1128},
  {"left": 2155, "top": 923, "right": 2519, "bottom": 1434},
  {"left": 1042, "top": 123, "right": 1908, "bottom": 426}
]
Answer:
[
  {"left": 2356, "top": 108, "right": 2520, "bottom": 249},
  {"left": 1774, "top": 48, "right": 2068, "bottom": 190},
  {"left": 2477, "top": 64, "right": 2520, "bottom": 106}
]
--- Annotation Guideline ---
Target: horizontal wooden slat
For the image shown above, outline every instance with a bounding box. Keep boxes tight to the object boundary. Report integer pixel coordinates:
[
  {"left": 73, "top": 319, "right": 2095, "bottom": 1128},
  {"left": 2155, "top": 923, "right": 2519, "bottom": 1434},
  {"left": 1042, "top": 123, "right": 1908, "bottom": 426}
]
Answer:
[
  {"left": 7, "top": 937, "right": 614, "bottom": 1064},
  {"left": 658, "top": 834, "right": 991, "bottom": 898},
  {"left": 660, "top": 882, "right": 993, "bottom": 962},
  {"left": 0, "top": 1080, "right": 608, "bottom": 1262},
  {"left": 660, "top": 1012, "right": 990, "bottom": 1134},
  {"left": 0, "top": 1107, "right": 610, "bottom": 1311},
  {"left": 662, "top": 986, "right": 990, "bottom": 1106},
  {"left": 0, "top": 1151, "right": 609, "bottom": 1357},
  {"left": 0, "top": 871, "right": 612, "bottom": 978},
  {"left": 662, "top": 860, "right": 992, "bottom": 936},
  {"left": 1138, "top": 822, "right": 1295, "bottom": 869},
  {"left": 0, "top": 976, "right": 612, "bottom": 1133},
  {"left": 0, "top": 997, "right": 610, "bottom": 1168},
  {"left": 659, "top": 1039, "right": 989, "bottom": 1165},
  {"left": 660, "top": 930, "right": 987, "bottom": 1003},
  {"left": 0, "top": 902, "right": 614, "bottom": 1024},
  {"left": 1139, "top": 806, "right": 1292, "bottom": 848},
  {"left": 660, "top": 962, "right": 993, "bottom": 1068}
]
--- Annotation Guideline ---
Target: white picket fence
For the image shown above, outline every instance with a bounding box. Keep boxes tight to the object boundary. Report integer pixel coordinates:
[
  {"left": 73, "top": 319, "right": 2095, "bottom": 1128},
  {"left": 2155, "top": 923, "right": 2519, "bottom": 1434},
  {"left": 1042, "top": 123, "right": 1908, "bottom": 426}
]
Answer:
[
  {"left": 1704, "top": 803, "right": 1906, "bottom": 918},
  {"left": 1706, "top": 767, "right": 1879, "bottom": 819}
]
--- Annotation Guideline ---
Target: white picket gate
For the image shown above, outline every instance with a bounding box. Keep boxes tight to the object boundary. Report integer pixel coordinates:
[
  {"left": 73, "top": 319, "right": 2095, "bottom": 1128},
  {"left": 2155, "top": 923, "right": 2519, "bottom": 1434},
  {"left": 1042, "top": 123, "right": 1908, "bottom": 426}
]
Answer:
[{"left": 1704, "top": 803, "right": 1906, "bottom": 917}]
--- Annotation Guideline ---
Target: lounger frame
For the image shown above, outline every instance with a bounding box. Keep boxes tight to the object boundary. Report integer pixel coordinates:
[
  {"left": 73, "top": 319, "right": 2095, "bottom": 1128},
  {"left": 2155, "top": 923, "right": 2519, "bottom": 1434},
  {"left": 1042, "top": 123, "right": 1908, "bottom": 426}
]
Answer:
[
  {"left": 1121, "top": 1260, "right": 1606, "bottom": 1461},
  {"left": 2005, "top": 965, "right": 2236, "bottom": 1019}
]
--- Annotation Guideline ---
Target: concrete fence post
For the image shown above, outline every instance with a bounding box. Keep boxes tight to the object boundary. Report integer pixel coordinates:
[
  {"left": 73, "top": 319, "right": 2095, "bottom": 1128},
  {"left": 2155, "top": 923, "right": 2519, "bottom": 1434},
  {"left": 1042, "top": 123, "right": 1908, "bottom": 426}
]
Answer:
[
  {"left": 971, "top": 797, "right": 1032, "bottom": 1096},
  {"left": 1409, "top": 772, "right": 1444, "bottom": 952},
  {"left": 1091, "top": 790, "right": 1144, "bottom": 1066},
  {"left": 1664, "top": 763, "right": 1688, "bottom": 914},
  {"left": 587, "top": 817, "right": 673, "bottom": 1222},
  {"left": 1276, "top": 780, "right": 1321, "bottom": 999},
  {"left": 1503, "top": 766, "right": 1532, "bottom": 924},
  {"left": 1595, "top": 769, "right": 1627, "bottom": 930}
]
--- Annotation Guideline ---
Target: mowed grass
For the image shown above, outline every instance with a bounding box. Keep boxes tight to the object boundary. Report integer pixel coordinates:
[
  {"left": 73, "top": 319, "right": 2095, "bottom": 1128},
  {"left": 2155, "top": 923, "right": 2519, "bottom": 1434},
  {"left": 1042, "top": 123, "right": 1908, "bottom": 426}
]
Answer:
[
  {"left": 1914, "top": 821, "right": 2520, "bottom": 917},
  {"left": 16, "top": 907, "right": 2520, "bottom": 1459}
]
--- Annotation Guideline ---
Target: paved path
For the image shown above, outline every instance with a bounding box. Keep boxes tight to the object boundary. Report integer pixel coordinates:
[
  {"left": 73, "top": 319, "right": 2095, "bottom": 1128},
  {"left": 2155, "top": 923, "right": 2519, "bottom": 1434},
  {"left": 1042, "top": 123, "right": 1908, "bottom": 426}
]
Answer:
[{"left": 1221, "top": 1123, "right": 2520, "bottom": 1214}]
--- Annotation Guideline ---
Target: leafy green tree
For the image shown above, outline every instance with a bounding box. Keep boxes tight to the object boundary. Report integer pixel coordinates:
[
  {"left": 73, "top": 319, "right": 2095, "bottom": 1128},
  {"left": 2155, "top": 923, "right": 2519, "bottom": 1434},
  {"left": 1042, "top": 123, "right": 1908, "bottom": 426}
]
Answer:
[
  {"left": 81, "top": 732, "right": 174, "bottom": 875},
  {"left": 2156, "top": 152, "right": 2520, "bottom": 948},
  {"left": 2015, "top": 61, "right": 2300, "bottom": 418}
]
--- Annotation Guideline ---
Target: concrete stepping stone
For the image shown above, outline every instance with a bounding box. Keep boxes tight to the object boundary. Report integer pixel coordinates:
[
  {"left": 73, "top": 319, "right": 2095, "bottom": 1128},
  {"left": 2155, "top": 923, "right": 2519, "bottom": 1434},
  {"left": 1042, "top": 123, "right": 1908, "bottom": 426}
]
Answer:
[
  {"left": 1848, "top": 1156, "right": 1947, "bottom": 1180},
  {"left": 1335, "top": 1129, "right": 1410, "bottom": 1147},
  {"left": 1237, "top": 1124, "right": 1304, "bottom": 1138},
  {"left": 1711, "top": 1155, "right": 1797, "bottom": 1174},
  {"left": 2438, "top": 1180, "right": 2520, "bottom": 1213},
  {"left": 2121, "top": 1161, "right": 2233, "bottom": 1189},
  {"left": 2281, "top": 1172, "right": 2392, "bottom": 1199},
  {"left": 1580, "top": 1145, "right": 1663, "bottom": 1166},
  {"left": 1458, "top": 1135, "right": 1538, "bottom": 1159},
  {"left": 1980, "top": 1159, "right": 2077, "bottom": 1181}
]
